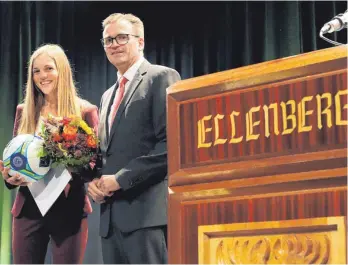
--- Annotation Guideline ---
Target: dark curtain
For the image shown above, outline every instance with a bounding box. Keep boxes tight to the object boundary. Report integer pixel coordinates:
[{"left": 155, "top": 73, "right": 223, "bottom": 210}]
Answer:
[{"left": 0, "top": 1, "right": 346, "bottom": 263}]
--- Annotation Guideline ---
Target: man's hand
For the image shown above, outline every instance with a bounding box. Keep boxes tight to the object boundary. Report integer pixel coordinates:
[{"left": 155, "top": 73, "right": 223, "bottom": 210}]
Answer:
[
  {"left": 87, "top": 178, "right": 106, "bottom": 204},
  {"left": 98, "top": 175, "right": 120, "bottom": 196},
  {"left": 0, "top": 160, "right": 30, "bottom": 186}
]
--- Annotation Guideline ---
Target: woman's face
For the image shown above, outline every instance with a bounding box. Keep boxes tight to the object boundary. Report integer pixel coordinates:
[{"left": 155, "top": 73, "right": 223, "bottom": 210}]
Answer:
[{"left": 32, "top": 53, "right": 58, "bottom": 96}]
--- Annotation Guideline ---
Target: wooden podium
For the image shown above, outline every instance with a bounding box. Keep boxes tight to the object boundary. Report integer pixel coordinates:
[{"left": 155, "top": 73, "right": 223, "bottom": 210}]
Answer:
[{"left": 167, "top": 45, "right": 347, "bottom": 264}]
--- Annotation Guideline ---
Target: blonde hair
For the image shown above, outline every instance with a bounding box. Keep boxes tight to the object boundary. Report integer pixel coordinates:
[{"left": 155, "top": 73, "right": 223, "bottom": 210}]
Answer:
[
  {"left": 102, "top": 13, "right": 144, "bottom": 39},
  {"left": 18, "top": 44, "right": 82, "bottom": 134}
]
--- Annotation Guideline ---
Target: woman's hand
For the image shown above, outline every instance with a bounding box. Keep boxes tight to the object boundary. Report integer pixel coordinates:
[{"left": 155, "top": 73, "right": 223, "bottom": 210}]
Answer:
[{"left": 0, "top": 160, "right": 30, "bottom": 186}]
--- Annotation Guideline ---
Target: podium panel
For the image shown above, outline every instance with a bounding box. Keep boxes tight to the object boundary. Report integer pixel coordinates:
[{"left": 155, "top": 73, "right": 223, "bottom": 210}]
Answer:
[
  {"left": 198, "top": 217, "right": 346, "bottom": 264},
  {"left": 167, "top": 46, "right": 347, "bottom": 264}
]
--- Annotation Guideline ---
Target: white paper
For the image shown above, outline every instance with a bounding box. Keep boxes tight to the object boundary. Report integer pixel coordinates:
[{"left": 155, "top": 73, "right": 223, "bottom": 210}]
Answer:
[{"left": 28, "top": 165, "right": 72, "bottom": 216}]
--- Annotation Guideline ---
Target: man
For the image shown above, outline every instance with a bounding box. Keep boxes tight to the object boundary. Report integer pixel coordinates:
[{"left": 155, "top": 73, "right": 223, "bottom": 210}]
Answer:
[{"left": 87, "top": 13, "right": 181, "bottom": 264}]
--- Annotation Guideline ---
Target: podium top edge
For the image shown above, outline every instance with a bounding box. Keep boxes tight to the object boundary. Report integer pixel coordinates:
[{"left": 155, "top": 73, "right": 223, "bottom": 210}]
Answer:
[{"left": 168, "top": 45, "right": 348, "bottom": 94}]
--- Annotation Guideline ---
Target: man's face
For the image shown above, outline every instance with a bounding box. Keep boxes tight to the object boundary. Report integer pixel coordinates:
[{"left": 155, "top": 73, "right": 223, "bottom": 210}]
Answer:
[{"left": 103, "top": 20, "right": 144, "bottom": 72}]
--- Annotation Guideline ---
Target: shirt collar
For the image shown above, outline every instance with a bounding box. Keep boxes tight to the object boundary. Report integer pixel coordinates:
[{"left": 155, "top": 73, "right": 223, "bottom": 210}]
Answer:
[{"left": 117, "top": 56, "right": 145, "bottom": 84}]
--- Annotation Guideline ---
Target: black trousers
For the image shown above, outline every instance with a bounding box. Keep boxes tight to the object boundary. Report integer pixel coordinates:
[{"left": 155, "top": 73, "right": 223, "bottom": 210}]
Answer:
[{"left": 101, "top": 224, "right": 167, "bottom": 264}]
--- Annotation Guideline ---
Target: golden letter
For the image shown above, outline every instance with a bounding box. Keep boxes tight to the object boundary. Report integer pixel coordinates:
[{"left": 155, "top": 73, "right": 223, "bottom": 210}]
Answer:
[
  {"left": 229, "top": 111, "right": 243, "bottom": 143},
  {"left": 197, "top": 115, "right": 212, "bottom": 148},
  {"left": 281, "top": 100, "right": 296, "bottom": 135},
  {"left": 214, "top": 114, "right": 227, "bottom": 145},
  {"left": 335, "top": 89, "right": 348, "bottom": 126},
  {"left": 298, "top": 96, "right": 313, "bottom": 133},
  {"left": 263, "top": 103, "right": 280, "bottom": 138},
  {"left": 316, "top": 93, "right": 332, "bottom": 129},
  {"left": 246, "top": 106, "right": 261, "bottom": 141}
]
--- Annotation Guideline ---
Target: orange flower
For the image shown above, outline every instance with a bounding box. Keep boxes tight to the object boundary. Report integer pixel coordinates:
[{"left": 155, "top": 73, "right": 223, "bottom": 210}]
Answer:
[
  {"left": 62, "top": 125, "right": 78, "bottom": 141},
  {"left": 52, "top": 133, "right": 62, "bottom": 142},
  {"left": 86, "top": 135, "right": 97, "bottom": 148}
]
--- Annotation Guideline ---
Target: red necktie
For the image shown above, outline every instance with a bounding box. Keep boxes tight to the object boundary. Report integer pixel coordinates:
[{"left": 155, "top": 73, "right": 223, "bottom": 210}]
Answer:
[{"left": 109, "top": 77, "right": 128, "bottom": 130}]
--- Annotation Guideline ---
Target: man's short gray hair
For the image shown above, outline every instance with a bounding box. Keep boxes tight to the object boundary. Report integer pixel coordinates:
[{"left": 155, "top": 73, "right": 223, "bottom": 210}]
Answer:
[{"left": 102, "top": 13, "right": 144, "bottom": 38}]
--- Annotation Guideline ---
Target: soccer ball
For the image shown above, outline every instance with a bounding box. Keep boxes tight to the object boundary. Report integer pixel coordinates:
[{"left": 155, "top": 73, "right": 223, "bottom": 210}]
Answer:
[{"left": 2, "top": 134, "right": 51, "bottom": 182}]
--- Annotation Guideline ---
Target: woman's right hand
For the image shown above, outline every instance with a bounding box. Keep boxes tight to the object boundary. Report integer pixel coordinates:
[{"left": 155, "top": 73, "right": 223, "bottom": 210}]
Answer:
[{"left": 0, "top": 160, "right": 30, "bottom": 186}]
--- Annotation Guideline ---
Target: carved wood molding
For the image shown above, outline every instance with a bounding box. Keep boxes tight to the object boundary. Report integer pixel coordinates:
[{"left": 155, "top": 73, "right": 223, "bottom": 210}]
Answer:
[
  {"left": 216, "top": 234, "right": 330, "bottom": 264},
  {"left": 198, "top": 217, "right": 346, "bottom": 264}
]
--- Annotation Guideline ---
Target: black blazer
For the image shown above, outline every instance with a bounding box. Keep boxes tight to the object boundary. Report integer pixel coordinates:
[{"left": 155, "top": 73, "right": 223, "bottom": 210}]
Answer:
[{"left": 98, "top": 59, "right": 181, "bottom": 236}]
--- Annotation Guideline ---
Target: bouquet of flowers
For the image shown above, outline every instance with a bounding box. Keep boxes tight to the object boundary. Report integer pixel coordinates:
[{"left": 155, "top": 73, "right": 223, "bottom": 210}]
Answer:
[{"left": 38, "top": 115, "right": 99, "bottom": 172}]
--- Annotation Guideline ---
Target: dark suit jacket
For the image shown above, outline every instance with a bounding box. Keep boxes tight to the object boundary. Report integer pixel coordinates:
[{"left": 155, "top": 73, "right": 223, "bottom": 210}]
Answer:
[
  {"left": 98, "top": 59, "right": 180, "bottom": 236},
  {"left": 5, "top": 101, "right": 99, "bottom": 217}
]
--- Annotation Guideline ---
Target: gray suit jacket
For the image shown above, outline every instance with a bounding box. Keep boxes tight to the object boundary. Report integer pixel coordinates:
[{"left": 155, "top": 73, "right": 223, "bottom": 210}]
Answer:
[{"left": 98, "top": 59, "right": 181, "bottom": 236}]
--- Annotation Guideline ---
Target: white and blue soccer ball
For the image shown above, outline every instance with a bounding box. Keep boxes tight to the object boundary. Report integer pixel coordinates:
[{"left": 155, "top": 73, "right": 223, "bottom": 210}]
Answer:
[{"left": 2, "top": 134, "right": 50, "bottom": 182}]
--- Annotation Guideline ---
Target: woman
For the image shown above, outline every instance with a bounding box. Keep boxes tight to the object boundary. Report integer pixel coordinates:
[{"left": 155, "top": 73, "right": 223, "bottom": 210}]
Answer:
[{"left": 0, "top": 44, "right": 99, "bottom": 263}]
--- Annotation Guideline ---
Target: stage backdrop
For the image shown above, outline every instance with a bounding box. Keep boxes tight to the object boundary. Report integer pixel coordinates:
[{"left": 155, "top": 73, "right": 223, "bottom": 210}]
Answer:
[{"left": 0, "top": 1, "right": 346, "bottom": 263}]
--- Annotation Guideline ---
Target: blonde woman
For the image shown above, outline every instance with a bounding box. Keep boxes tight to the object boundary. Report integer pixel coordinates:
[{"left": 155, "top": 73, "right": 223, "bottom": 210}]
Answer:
[{"left": 0, "top": 44, "right": 99, "bottom": 263}]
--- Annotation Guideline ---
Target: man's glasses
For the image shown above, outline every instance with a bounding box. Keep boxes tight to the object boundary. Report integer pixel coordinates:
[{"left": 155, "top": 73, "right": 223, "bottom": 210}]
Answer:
[{"left": 100, "top": 34, "right": 139, "bottom": 47}]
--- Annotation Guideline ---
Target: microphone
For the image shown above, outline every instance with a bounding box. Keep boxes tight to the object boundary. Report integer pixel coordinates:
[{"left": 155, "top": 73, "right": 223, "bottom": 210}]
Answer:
[{"left": 320, "top": 10, "right": 348, "bottom": 34}]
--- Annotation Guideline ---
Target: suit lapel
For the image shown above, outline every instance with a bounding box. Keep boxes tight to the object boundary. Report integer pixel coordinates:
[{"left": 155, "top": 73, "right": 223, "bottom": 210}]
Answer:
[
  {"left": 107, "top": 60, "right": 150, "bottom": 150},
  {"left": 100, "top": 83, "right": 117, "bottom": 147}
]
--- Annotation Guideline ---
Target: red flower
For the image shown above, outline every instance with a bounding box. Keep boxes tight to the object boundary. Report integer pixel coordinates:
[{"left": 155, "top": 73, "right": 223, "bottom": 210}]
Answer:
[
  {"left": 62, "top": 117, "right": 72, "bottom": 125},
  {"left": 63, "top": 142, "right": 72, "bottom": 148}
]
